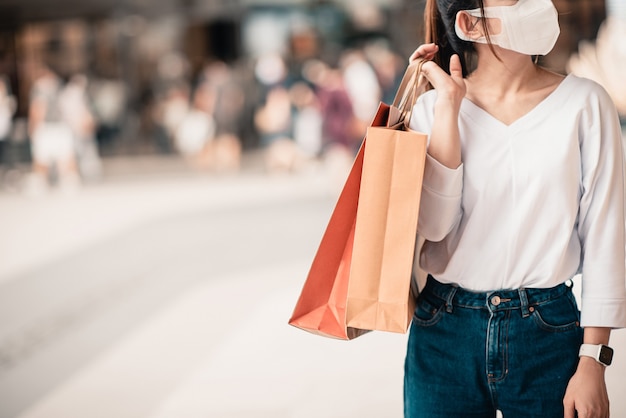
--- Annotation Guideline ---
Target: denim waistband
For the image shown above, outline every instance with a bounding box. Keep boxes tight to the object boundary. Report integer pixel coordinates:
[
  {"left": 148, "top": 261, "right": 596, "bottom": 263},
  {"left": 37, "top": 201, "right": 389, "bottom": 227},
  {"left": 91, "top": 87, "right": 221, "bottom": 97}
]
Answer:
[{"left": 423, "top": 275, "right": 572, "bottom": 316}]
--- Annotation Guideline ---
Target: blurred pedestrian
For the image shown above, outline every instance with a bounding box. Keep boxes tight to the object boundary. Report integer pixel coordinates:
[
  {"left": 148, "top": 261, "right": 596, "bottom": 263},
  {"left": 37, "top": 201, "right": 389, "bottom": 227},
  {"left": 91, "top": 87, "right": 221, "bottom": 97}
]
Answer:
[
  {"left": 27, "top": 66, "right": 79, "bottom": 194},
  {"left": 364, "top": 41, "right": 405, "bottom": 105},
  {"left": 173, "top": 81, "right": 216, "bottom": 170},
  {"left": 305, "top": 59, "right": 360, "bottom": 179},
  {"left": 199, "top": 61, "right": 244, "bottom": 173},
  {"left": 289, "top": 80, "right": 322, "bottom": 160},
  {"left": 153, "top": 81, "right": 191, "bottom": 155},
  {"left": 90, "top": 77, "right": 126, "bottom": 152},
  {"left": 255, "top": 85, "right": 298, "bottom": 173},
  {"left": 253, "top": 53, "right": 300, "bottom": 173},
  {"left": 59, "top": 74, "right": 102, "bottom": 182},
  {"left": 0, "top": 75, "right": 16, "bottom": 171},
  {"left": 152, "top": 52, "right": 191, "bottom": 154},
  {"left": 404, "top": 0, "right": 626, "bottom": 417},
  {"left": 340, "top": 49, "right": 382, "bottom": 142}
]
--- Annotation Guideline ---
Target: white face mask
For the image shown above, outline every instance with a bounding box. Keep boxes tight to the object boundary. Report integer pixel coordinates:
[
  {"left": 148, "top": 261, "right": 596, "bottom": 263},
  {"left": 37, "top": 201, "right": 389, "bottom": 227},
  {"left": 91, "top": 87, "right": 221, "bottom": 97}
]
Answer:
[{"left": 454, "top": 0, "right": 560, "bottom": 56}]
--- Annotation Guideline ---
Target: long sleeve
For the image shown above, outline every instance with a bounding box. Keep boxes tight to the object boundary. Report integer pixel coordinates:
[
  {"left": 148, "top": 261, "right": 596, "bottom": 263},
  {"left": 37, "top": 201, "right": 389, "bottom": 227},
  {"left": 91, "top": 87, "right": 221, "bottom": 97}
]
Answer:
[
  {"left": 577, "top": 83, "right": 626, "bottom": 328},
  {"left": 410, "top": 90, "right": 464, "bottom": 242}
]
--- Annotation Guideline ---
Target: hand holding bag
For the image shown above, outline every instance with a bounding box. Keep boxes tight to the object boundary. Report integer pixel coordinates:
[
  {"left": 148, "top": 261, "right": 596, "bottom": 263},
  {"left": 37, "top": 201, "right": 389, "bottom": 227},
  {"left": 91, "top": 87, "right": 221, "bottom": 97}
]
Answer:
[{"left": 345, "top": 60, "right": 427, "bottom": 334}]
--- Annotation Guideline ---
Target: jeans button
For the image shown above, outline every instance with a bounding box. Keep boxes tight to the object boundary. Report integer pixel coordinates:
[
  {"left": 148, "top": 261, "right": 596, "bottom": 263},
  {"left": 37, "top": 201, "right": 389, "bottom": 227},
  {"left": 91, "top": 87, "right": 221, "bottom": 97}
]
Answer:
[{"left": 491, "top": 296, "right": 501, "bottom": 306}]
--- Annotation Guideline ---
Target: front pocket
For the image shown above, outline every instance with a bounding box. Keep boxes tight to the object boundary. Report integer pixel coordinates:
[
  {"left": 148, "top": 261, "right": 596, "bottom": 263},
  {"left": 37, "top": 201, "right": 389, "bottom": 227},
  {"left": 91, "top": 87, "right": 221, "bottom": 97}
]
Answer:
[
  {"left": 412, "top": 293, "right": 446, "bottom": 326},
  {"left": 531, "top": 292, "right": 581, "bottom": 332}
]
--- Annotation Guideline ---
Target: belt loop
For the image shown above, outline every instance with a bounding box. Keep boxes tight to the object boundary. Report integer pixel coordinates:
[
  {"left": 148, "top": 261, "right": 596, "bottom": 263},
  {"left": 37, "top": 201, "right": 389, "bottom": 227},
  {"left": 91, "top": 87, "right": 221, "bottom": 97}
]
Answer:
[
  {"left": 445, "top": 286, "right": 458, "bottom": 313},
  {"left": 518, "top": 288, "right": 531, "bottom": 318}
]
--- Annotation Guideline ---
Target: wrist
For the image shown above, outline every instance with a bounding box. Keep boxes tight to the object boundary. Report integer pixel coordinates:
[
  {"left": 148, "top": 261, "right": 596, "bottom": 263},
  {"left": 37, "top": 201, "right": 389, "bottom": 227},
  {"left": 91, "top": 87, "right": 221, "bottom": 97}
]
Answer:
[
  {"left": 577, "top": 355, "right": 606, "bottom": 374},
  {"left": 434, "top": 97, "right": 462, "bottom": 114}
]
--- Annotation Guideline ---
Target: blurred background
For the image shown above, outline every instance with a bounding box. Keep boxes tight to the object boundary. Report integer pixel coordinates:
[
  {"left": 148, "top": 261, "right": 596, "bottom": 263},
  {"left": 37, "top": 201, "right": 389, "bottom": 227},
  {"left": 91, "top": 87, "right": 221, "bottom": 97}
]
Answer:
[{"left": 0, "top": 0, "right": 624, "bottom": 417}]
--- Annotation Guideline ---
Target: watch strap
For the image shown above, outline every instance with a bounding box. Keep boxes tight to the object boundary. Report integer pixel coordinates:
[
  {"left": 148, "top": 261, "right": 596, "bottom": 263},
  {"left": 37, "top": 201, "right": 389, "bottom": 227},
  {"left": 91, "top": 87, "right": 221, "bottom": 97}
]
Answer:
[{"left": 579, "top": 344, "right": 613, "bottom": 366}]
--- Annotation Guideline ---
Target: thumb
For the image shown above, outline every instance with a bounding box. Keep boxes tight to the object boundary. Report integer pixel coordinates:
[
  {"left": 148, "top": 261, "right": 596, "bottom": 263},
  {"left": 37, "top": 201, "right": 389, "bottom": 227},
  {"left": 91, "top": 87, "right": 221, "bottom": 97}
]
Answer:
[{"left": 449, "top": 54, "right": 463, "bottom": 79}]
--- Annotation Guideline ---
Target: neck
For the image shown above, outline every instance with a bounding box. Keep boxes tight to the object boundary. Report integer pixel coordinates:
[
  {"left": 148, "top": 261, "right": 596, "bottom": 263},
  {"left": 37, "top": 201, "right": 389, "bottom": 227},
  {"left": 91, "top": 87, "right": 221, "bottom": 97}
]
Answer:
[{"left": 469, "top": 45, "right": 540, "bottom": 94}]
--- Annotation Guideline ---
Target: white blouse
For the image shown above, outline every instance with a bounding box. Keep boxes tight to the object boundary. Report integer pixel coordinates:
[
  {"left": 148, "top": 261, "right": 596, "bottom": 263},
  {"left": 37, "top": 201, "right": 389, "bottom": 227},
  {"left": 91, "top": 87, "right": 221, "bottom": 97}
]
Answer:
[{"left": 410, "top": 74, "right": 626, "bottom": 328}]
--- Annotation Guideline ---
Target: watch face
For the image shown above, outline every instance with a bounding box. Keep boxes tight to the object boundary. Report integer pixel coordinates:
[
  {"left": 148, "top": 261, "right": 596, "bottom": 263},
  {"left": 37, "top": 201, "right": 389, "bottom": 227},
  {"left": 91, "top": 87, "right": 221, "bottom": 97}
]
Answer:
[{"left": 599, "top": 345, "right": 614, "bottom": 366}]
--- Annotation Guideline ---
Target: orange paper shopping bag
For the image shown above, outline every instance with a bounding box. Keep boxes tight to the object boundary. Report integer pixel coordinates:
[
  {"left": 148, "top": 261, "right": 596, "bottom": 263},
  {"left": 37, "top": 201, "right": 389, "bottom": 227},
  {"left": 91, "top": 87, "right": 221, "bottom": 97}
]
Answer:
[
  {"left": 289, "top": 61, "right": 427, "bottom": 339},
  {"left": 345, "top": 120, "right": 426, "bottom": 333}
]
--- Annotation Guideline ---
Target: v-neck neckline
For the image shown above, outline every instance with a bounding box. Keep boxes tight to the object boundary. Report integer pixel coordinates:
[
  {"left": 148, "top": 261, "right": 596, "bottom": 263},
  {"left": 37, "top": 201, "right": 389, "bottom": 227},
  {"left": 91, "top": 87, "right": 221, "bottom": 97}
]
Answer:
[{"left": 461, "top": 74, "right": 571, "bottom": 130}]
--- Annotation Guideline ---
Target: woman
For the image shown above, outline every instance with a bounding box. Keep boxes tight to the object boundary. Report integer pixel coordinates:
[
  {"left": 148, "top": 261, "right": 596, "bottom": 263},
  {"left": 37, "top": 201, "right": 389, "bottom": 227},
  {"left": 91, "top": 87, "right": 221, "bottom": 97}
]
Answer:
[{"left": 405, "top": 0, "right": 626, "bottom": 417}]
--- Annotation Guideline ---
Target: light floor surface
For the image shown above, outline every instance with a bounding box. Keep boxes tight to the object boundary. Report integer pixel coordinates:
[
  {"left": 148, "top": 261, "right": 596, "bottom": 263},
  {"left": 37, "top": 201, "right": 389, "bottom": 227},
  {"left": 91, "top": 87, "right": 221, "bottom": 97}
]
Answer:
[{"left": 1, "top": 155, "right": 624, "bottom": 418}]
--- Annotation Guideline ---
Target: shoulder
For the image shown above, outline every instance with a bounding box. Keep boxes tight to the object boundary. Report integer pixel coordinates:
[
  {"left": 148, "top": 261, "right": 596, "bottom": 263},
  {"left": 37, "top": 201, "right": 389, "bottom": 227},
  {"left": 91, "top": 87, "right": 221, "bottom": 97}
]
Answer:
[
  {"left": 560, "top": 74, "right": 615, "bottom": 108},
  {"left": 563, "top": 73, "right": 602, "bottom": 91}
]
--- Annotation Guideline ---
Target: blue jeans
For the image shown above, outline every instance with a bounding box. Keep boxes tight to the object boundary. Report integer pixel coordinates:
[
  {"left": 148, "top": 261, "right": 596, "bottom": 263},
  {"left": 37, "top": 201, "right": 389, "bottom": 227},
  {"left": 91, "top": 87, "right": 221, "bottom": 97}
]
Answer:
[{"left": 404, "top": 276, "right": 583, "bottom": 418}]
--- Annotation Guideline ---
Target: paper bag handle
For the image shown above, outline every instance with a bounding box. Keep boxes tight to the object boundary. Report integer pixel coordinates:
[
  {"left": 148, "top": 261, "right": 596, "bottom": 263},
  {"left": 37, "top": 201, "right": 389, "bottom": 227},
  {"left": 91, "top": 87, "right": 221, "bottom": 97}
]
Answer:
[{"left": 390, "top": 59, "right": 428, "bottom": 129}]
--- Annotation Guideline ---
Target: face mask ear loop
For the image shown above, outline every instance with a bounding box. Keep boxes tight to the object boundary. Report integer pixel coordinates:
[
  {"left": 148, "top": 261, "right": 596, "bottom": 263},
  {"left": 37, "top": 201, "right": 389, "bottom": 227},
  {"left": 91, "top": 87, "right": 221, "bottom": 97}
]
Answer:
[
  {"left": 468, "top": 16, "right": 482, "bottom": 35},
  {"left": 479, "top": 9, "right": 496, "bottom": 51},
  {"left": 456, "top": 11, "right": 484, "bottom": 41}
]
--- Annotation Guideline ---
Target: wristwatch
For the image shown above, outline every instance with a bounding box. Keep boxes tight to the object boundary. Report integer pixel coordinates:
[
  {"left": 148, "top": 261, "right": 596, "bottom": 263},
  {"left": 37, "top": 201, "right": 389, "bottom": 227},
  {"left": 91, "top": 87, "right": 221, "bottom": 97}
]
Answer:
[{"left": 579, "top": 344, "right": 614, "bottom": 366}]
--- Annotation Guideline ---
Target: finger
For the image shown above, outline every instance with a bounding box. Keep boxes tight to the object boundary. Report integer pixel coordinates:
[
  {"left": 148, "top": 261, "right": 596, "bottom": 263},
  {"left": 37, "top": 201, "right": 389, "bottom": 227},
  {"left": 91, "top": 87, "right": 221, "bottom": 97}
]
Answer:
[
  {"left": 409, "top": 43, "right": 438, "bottom": 62},
  {"left": 419, "top": 60, "right": 452, "bottom": 88},
  {"left": 449, "top": 54, "right": 463, "bottom": 80},
  {"left": 563, "top": 396, "right": 576, "bottom": 418},
  {"left": 409, "top": 43, "right": 436, "bottom": 60}
]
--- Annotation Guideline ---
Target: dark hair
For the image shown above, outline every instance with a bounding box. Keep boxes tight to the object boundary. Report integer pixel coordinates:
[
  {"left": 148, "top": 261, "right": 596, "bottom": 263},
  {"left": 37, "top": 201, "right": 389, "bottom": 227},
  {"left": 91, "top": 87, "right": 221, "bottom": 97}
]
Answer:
[{"left": 425, "top": 0, "right": 493, "bottom": 76}]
